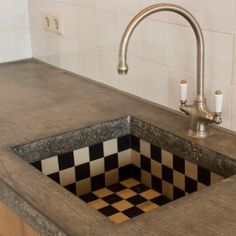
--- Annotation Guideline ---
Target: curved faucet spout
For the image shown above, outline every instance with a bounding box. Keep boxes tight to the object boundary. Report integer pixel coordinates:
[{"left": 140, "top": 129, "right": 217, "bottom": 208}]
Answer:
[{"left": 117, "top": 3, "right": 205, "bottom": 101}]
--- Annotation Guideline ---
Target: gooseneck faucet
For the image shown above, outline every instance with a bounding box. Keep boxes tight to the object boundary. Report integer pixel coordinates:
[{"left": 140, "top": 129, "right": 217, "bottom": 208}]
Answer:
[{"left": 117, "top": 3, "right": 223, "bottom": 138}]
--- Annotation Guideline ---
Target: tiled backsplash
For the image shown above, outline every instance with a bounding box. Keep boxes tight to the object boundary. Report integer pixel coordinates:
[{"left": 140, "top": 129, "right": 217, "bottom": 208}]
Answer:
[
  {"left": 31, "top": 135, "right": 224, "bottom": 201},
  {"left": 27, "top": 0, "right": 236, "bottom": 131},
  {"left": 0, "top": 0, "right": 31, "bottom": 62}
]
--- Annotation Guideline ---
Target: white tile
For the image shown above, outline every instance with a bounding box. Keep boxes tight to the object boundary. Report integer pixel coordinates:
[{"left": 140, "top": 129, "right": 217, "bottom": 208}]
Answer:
[
  {"left": 59, "top": 167, "right": 76, "bottom": 186},
  {"left": 74, "top": 147, "right": 90, "bottom": 166},
  {"left": 105, "top": 169, "right": 119, "bottom": 186},
  {"left": 0, "top": 30, "right": 32, "bottom": 63},
  {"left": 199, "top": 0, "right": 235, "bottom": 34},
  {"left": 131, "top": 150, "right": 141, "bottom": 167},
  {"left": 116, "top": 0, "right": 141, "bottom": 15},
  {"left": 185, "top": 160, "right": 197, "bottom": 180},
  {"left": 76, "top": 178, "right": 91, "bottom": 196},
  {"left": 140, "top": 20, "right": 168, "bottom": 65},
  {"left": 162, "top": 180, "right": 173, "bottom": 200},
  {"left": 140, "top": 139, "right": 151, "bottom": 158},
  {"left": 118, "top": 149, "right": 131, "bottom": 167},
  {"left": 161, "top": 150, "right": 173, "bottom": 168},
  {"left": 211, "top": 172, "right": 224, "bottom": 184},
  {"left": 90, "top": 158, "right": 105, "bottom": 176},
  {"left": 96, "top": 0, "right": 116, "bottom": 11},
  {"left": 103, "top": 139, "right": 118, "bottom": 156},
  {"left": 168, "top": 24, "right": 196, "bottom": 74},
  {"left": 141, "top": 170, "right": 152, "bottom": 188},
  {"left": 41, "top": 156, "right": 59, "bottom": 175},
  {"left": 204, "top": 30, "right": 233, "bottom": 83},
  {"left": 151, "top": 159, "right": 162, "bottom": 179},
  {"left": 95, "top": 10, "right": 117, "bottom": 50}
]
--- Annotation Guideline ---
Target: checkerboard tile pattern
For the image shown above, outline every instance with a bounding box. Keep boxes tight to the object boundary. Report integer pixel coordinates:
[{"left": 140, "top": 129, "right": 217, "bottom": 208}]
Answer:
[
  {"left": 130, "top": 135, "right": 225, "bottom": 200},
  {"left": 80, "top": 178, "right": 170, "bottom": 223},
  {"left": 31, "top": 135, "right": 133, "bottom": 196},
  {"left": 31, "top": 134, "right": 225, "bottom": 223}
]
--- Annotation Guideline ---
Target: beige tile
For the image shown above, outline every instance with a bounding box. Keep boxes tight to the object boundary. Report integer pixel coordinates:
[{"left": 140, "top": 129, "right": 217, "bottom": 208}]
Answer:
[
  {"left": 197, "top": 182, "right": 207, "bottom": 191},
  {"left": 141, "top": 170, "right": 152, "bottom": 188},
  {"left": 131, "top": 150, "right": 141, "bottom": 167},
  {"left": 140, "top": 139, "right": 151, "bottom": 157},
  {"left": 41, "top": 156, "right": 59, "bottom": 175},
  {"left": 118, "top": 149, "right": 131, "bottom": 167},
  {"left": 163, "top": 181, "right": 173, "bottom": 200},
  {"left": 103, "top": 139, "right": 118, "bottom": 156},
  {"left": 151, "top": 159, "right": 162, "bottom": 178},
  {"left": 173, "top": 170, "right": 185, "bottom": 191},
  {"left": 109, "top": 212, "right": 129, "bottom": 224},
  {"left": 90, "top": 158, "right": 105, "bottom": 176},
  {"left": 93, "top": 188, "right": 113, "bottom": 198},
  {"left": 88, "top": 199, "right": 109, "bottom": 210},
  {"left": 112, "top": 200, "right": 133, "bottom": 211},
  {"left": 74, "top": 147, "right": 90, "bottom": 166},
  {"left": 140, "top": 189, "right": 161, "bottom": 200},
  {"left": 137, "top": 201, "right": 159, "bottom": 212},
  {"left": 121, "top": 178, "right": 139, "bottom": 188},
  {"left": 161, "top": 150, "right": 173, "bottom": 168},
  {"left": 117, "top": 189, "right": 137, "bottom": 199},
  {"left": 76, "top": 178, "right": 91, "bottom": 196},
  {"left": 185, "top": 160, "right": 198, "bottom": 180},
  {"left": 211, "top": 172, "right": 224, "bottom": 184},
  {"left": 105, "top": 169, "right": 119, "bottom": 186},
  {"left": 59, "top": 167, "right": 76, "bottom": 186}
]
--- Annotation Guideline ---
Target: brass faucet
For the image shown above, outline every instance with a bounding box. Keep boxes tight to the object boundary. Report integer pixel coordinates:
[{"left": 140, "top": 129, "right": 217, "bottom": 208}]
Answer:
[{"left": 117, "top": 3, "right": 223, "bottom": 138}]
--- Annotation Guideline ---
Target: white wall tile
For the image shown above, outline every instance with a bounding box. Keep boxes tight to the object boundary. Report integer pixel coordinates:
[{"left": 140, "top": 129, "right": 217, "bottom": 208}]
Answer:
[
  {"left": 28, "top": 0, "right": 236, "bottom": 132},
  {"left": 0, "top": 0, "right": 31, "bottom": 62},
  {"left": 199, "top": 0, "right": 235, "bottom": 34}
]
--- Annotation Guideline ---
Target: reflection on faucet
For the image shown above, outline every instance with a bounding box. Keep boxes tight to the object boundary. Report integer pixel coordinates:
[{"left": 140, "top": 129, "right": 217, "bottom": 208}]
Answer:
[{"left": 117, "top": 3, "right": 223, "bottom": 138}]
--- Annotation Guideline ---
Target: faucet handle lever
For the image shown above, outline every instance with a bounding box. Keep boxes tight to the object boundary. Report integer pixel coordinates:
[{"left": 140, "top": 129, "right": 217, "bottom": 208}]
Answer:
[
  {"left": 180, "top": 80, "right": 188, "bottom": 102},
  {"left": 215, "top": 90, "right": 223, "bottom": 113}
]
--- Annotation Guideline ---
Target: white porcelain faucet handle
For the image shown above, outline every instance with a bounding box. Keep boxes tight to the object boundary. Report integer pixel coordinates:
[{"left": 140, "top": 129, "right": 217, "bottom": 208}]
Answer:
[
  {"left": 215, "top": 90, "right": 223, "bottom": 113},
  {"left": 180, "top": 80, "right": 188, "bottom": 102}
]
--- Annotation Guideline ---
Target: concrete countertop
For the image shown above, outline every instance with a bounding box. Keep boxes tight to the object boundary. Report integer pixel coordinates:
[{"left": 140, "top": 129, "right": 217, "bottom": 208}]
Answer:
[{"left": 0, "top": 60, "right": 235, "bottom": 235}]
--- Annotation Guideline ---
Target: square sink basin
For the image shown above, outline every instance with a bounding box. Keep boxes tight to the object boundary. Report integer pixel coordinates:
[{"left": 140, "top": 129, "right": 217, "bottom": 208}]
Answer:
[{"left": 12, "top": 116, "right": 234, "bottom": 224}]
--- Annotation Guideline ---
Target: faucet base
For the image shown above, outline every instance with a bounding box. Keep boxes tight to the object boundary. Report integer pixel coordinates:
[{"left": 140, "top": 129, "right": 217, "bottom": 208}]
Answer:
[{"left": 188, "top": 129, "right": 208, "bottom": 138}]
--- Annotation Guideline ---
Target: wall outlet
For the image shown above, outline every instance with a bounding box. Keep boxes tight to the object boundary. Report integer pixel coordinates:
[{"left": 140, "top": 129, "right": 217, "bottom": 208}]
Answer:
[{"left": 42, "top": 12, "right": 63, "bottom": 35}]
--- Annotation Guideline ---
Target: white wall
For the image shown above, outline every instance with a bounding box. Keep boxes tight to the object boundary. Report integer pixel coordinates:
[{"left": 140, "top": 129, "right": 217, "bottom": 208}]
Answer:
[
  {"left": 28, "top": 0, "right": 236, "bottom": 131},
  {"left": 0, "top": 0, "right": 32, "bottom": 62}
]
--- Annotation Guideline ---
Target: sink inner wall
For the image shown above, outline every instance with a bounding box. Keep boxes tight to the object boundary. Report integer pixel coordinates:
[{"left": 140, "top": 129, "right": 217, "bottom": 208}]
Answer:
[{"left": 30, "top": 134, "right": 224, "bottom": 223}]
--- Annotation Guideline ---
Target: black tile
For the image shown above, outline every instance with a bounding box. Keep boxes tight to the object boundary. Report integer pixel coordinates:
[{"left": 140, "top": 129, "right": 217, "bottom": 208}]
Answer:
[
  {"left": 48, "top": 172, "right": 60, "bottom": 184},
  {"left": 64, "top": 183, "right": 77, "bottom": 195},
  {"left": 151, "top": 195, "right": 171, "bottom": 206},
  {"left": 108, "top": 183, "right": 126, "bottom": 192},
  {"left": 91, "top": 174, "right": 105, "bottom": 191},
  {"left": 132, "top": 165, "right": 141, "bottom": 181},
  {"left": 99, "top": 206, "right": 119, "bottom": 217},
  {"left": 75, "top": 163, "right": 90, "bottom": 181},
  {"left": 152, "top": 175, "right": 162, "bottom": 193},
  {"left": 105, "top": 154, "right": 118, "bottom": 171},
  {"left": 123, "top": 207, "right": 144, "bottom": 218},
  {"left": 141, "top": 155, "right": 151, "bottom": 172},
  {"left": 185, "top": 176, "right": 197, "bottom": 193},
  {"left": 80, "top": 193, "right": 99, "bottom": 202},
  {"left": 198, "top": 166, "right": 211, "bottom": 186},
  {"left": 131, "top": 135, "right": 140, "bottom": 152},
  {"left": 58, "top": 152, "right": 74, "bottom": 170},
  {"left": 173, "top": 155, "right": 185, "bottom": 174},
  {"left": 130, "top": 184, "right": 149, "bottom": 194},
  {"left": 173, "top": 187, "right": 185, "bottom": 200},
  {"left": 151, "top": 145, "right": 162, "bottom": 163},
  {"left": 119, "top": 165, "right": 133, "bottom": 181},
  {"left": 31, "top": 161, "right": 42, "bottom": 171},
  {"left": 89, "top": 143, "right": 104, "bottom": 161},
  {"left": 102, "top": 194, "right": 123, "bottom": 204},
  {"left": 127, "top": 195, "right": 147, "bottom": 205},
  {"left": 118, "top": 135, "right": 130, "bottom": 152},
  {"left": 162, "top": 165, "right": 173, "bottom": 184}
]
